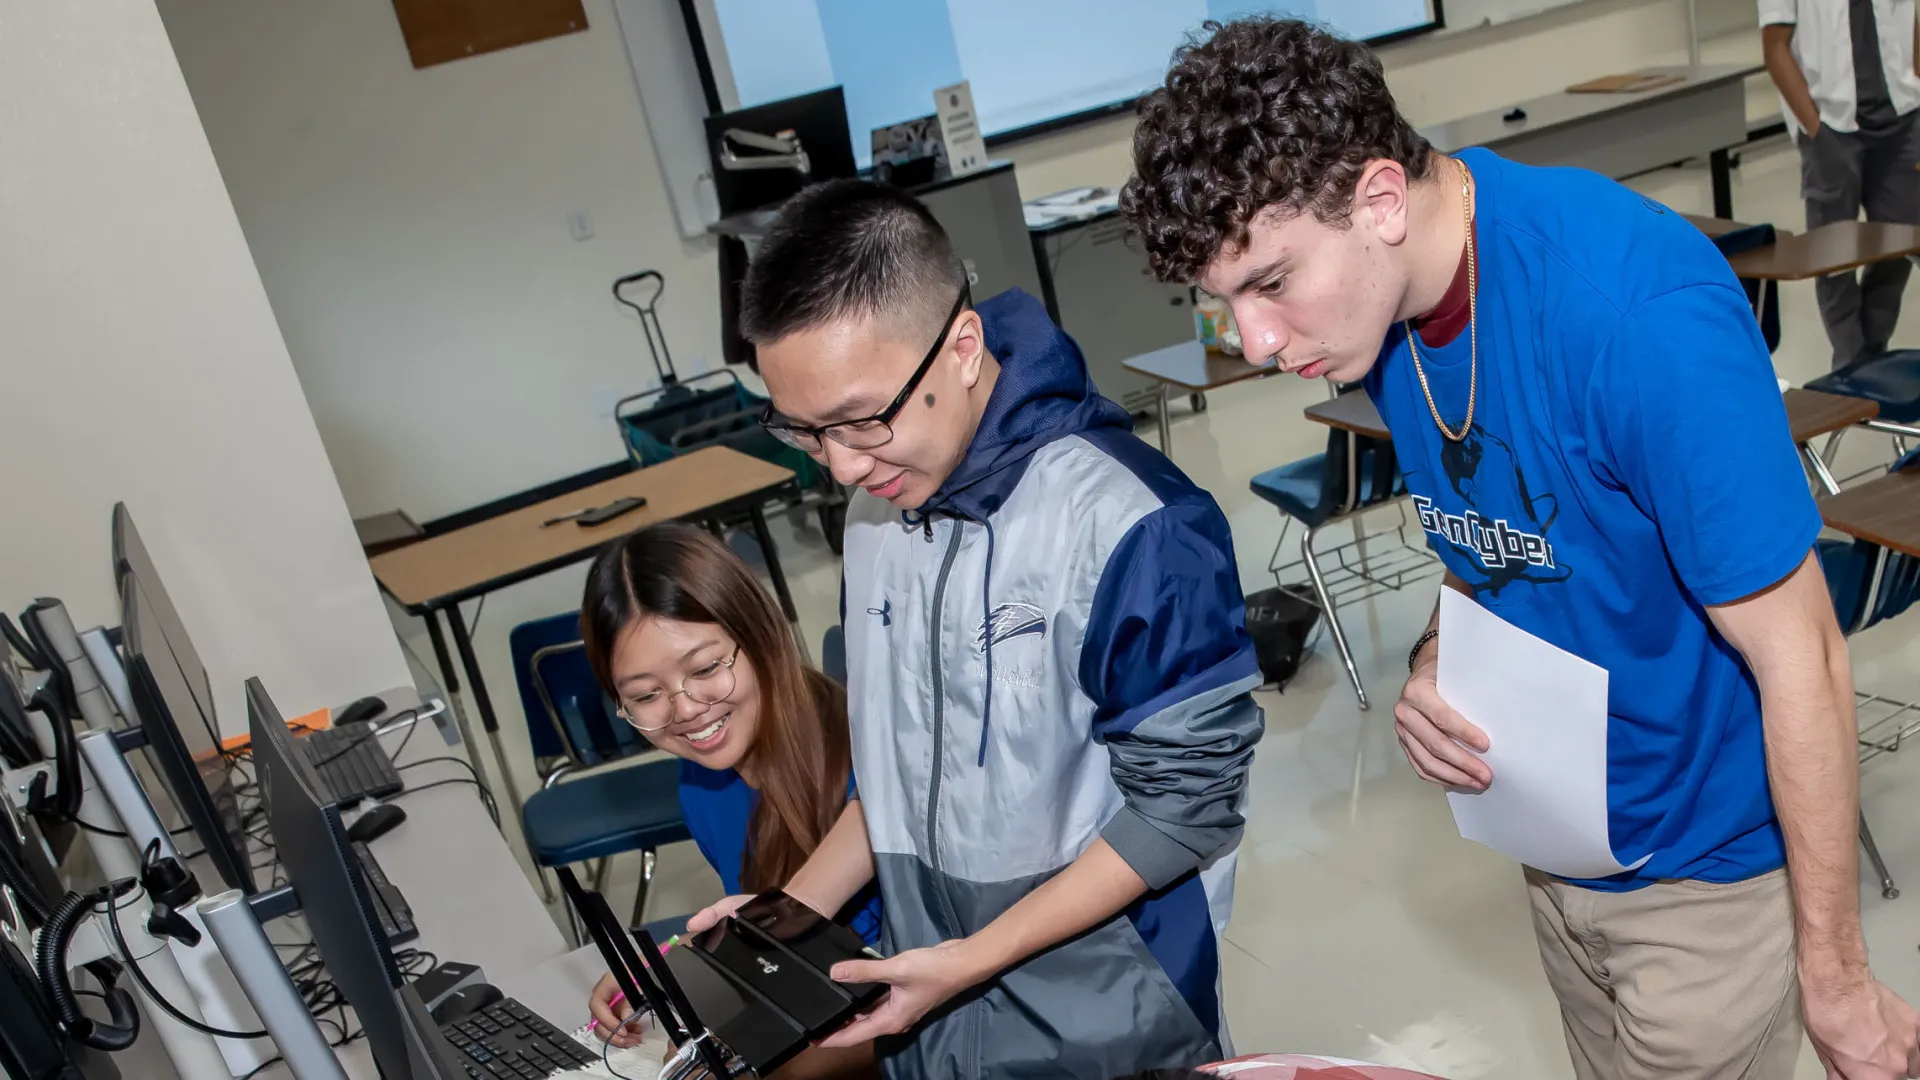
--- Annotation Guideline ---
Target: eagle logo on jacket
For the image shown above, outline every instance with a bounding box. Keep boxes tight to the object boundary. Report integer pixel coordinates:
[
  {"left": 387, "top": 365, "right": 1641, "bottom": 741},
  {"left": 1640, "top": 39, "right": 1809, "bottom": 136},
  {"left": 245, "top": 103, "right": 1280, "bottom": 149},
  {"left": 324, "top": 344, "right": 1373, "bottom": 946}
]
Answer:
[{"left": 978, "top": 602, "right": 1047, "bottom": 651}]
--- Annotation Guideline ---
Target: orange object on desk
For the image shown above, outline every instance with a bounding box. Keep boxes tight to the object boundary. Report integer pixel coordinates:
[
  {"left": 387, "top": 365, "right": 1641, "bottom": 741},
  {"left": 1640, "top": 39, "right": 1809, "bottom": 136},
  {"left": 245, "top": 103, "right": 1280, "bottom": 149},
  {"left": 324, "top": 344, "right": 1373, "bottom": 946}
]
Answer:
[{"left": 215, "top": 705, "right": 334, "bottom": 754}]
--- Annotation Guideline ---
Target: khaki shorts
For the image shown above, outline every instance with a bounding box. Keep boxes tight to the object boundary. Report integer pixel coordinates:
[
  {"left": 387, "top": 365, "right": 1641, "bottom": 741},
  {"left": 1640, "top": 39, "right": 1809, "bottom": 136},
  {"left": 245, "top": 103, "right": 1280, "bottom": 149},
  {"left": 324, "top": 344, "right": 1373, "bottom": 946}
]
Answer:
[{"left": 1527, "top": 867, "right": 1803, "bottom": 1079}]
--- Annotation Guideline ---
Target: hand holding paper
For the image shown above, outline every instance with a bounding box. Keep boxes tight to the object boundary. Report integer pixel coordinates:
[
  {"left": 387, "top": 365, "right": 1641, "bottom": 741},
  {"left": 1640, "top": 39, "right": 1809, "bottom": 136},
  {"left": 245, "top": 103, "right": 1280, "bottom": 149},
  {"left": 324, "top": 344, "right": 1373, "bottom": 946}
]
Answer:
[
  {"left": 1435, "top": 590, "right": 1650, "bottom": 880},
  {"left": 1393, "top": 655, "right": 1491, "bottom": 792}
]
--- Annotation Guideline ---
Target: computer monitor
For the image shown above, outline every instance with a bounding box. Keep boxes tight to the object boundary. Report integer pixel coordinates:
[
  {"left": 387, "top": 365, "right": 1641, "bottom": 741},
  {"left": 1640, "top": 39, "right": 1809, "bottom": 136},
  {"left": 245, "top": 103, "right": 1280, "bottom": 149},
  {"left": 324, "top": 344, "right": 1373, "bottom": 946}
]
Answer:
[
  {"left": 110, "top": 503, "right": 218, "bottom": 740},
  {"left": 120, "top": 573, "right": 255, "bottom": 894},
  {"left": 248, "top": 676, "right": 410, "bottom": 1080},
  {"left": 397, "top": 982, "right": 469, "bottom": 1080},
  {"left": 705, "top": 86, "right": 856, "bottom": 217}
]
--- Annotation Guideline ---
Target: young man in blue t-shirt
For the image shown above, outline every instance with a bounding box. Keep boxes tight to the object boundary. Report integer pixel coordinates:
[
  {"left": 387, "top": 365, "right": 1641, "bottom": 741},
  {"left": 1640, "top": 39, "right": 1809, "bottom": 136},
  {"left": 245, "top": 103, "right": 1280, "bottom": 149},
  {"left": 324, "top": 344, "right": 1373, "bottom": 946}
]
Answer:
[{"left": 1122, "top": 16, "right": 1920, "bottom": 1080}]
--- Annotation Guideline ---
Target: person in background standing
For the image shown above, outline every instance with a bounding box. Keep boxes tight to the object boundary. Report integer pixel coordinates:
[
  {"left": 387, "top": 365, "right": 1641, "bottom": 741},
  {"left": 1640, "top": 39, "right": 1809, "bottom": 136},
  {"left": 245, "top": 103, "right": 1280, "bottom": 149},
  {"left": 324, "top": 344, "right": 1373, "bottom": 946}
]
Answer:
[{"left": 1761, "top": 0, "right": 1920, "bottom": 366}]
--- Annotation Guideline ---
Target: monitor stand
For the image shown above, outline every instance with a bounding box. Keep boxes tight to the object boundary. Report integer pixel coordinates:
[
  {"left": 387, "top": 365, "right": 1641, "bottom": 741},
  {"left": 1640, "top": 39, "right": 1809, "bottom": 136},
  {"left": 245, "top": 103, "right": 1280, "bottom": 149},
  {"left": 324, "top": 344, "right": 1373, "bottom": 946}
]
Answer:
[{"left": 76, "top": 730, "right": 337, "bottom": 1079}]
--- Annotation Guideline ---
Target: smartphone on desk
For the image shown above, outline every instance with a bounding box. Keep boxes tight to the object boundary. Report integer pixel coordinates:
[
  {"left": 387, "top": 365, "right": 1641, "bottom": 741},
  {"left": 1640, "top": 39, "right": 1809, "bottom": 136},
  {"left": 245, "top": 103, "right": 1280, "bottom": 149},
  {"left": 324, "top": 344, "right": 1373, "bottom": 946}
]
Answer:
[{"left": 575, "top": 496, "right": 646, "bottom": 527}]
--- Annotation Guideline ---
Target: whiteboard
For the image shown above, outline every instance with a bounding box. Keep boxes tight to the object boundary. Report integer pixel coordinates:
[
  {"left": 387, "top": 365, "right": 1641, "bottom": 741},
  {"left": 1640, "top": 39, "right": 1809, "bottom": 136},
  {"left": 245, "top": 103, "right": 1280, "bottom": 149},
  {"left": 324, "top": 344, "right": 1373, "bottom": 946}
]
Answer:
[{"left": 1441, "top": 0, "right": 1587, "bottom": 33}]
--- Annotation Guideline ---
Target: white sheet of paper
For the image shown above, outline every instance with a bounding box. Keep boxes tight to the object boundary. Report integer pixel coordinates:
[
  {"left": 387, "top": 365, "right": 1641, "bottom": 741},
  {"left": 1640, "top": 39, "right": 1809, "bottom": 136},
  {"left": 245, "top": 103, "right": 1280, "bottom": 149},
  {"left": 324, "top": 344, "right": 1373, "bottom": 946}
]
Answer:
[{"left": 1438, "top": 589, "right": 1649, "bottom": 879}]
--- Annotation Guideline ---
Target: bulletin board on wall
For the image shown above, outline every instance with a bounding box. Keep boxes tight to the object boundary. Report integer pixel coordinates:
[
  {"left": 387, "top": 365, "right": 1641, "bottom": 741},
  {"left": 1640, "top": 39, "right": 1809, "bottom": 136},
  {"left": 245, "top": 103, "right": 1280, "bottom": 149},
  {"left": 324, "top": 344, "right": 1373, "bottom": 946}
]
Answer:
[{"left": 390, "top": 0, "right": 588, "bottom": 69}]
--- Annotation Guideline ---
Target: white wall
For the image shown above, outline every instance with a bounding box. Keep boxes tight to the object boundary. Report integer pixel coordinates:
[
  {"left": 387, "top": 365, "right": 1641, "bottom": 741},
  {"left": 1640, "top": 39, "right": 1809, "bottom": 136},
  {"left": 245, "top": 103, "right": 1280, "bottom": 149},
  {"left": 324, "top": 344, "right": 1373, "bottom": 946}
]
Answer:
[
  {"left": 157, "top": 0, "right": 726, "bottom": 523},
  {"left": 0, "top": 0, "right": 414, "bottom": 737}
]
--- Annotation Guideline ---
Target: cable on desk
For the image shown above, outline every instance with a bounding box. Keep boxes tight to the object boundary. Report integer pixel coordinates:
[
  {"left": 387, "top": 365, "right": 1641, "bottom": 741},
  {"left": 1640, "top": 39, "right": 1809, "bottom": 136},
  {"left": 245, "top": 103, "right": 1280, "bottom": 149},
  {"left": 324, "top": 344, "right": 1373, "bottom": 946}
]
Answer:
[
  {"left": 396, "top": 755, "right": 488, "bottom": 785},
  {"left": 603, "top": 1027, "right": 639, "bottom": 1080},
  {"left": 73, "top": 820, "right": 197, "bottom": 840},
  {"left": 393, "top": 773, "right": 501, "bottom": 829}
]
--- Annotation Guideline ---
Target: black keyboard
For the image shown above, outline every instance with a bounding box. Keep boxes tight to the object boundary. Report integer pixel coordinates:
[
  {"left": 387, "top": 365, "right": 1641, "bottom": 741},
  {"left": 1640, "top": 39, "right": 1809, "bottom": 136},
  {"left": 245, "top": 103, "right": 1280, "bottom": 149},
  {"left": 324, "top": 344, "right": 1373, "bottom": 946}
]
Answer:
[
  {"left": 298, "top": 725, "right": 403, "bottom": 807},
  {"left": 352, "top": 841, "right": 418, "bottom": 946},
  {"left": 440, "top": 998, "right": 599, "bottom": 1079}
]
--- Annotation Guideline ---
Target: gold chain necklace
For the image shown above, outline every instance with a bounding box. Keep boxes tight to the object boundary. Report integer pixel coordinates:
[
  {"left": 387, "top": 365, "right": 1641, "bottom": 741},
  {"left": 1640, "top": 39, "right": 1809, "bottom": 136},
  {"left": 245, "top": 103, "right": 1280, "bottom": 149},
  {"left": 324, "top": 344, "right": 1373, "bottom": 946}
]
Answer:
[{"left": 1404, "top": 158, "right": 1477, "bottom": 443}]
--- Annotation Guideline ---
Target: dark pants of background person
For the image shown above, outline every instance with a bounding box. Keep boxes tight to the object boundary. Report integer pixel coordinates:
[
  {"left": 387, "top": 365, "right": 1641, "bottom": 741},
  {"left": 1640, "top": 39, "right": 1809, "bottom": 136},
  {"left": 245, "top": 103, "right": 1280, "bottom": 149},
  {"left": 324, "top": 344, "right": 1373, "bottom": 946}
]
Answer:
[{"left": 1800, "top": 111, "right": 1920, "bottom": 368}]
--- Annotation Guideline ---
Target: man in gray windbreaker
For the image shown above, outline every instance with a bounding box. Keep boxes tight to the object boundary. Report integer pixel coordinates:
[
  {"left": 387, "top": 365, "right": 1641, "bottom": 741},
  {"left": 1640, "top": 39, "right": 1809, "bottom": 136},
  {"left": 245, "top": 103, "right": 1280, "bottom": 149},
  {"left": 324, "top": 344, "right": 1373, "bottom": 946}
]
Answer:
[{"left": 687, "top": 178, "right": 1266, "bottom": 1079}]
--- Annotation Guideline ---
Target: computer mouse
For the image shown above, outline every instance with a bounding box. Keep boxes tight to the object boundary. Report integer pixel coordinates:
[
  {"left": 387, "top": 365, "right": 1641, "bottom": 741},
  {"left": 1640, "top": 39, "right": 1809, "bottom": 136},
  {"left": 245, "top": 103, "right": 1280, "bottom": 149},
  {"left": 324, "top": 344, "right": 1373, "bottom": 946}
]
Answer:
[
  {"left": 346, "top": 803, "right": 406, "bottom": 844},
  {"left": 335, "top": 696, "right": 387, "bottom": 726},
  {"left": 430, "top": 982, "right": 503, "bottom": 1026}
]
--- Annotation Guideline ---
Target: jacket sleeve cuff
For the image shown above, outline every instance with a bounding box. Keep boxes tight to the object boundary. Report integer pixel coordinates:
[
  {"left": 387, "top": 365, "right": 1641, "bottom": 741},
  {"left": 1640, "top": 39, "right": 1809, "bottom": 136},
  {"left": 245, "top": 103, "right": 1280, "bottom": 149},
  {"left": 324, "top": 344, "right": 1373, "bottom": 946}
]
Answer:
[{"left": 1101, "top": 806, "right": 1201, "bottom": 890}]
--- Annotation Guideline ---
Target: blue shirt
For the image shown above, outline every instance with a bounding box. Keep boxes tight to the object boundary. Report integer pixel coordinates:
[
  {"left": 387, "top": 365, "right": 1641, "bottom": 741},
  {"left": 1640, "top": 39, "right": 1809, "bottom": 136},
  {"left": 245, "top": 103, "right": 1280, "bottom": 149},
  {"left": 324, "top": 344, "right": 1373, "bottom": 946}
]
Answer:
[
  {"left": 1366, "top": 148, "right": 1823, "bottom": 890},
  {"left": 677, "top": 759, "right": 884, "bottom": 942}
]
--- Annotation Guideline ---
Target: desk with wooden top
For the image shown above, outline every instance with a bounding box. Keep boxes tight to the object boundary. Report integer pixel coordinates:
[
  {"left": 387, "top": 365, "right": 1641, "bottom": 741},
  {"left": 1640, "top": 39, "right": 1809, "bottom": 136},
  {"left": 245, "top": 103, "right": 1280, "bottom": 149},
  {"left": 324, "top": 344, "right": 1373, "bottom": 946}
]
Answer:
[
  {"left": 1302, "top": 386, "right": 1877, "bottom": 497},
  {"left": 1121, "top": 341, "right": 1276, "bottom": 454},
  {"left": 1683, "top": 213, "right": 1761, "bottom": 239},
  {"left": 369, "top": 445, "right": 797, "bottom": 831},
  {"left": 1303, "top": 389, "right": 1390, "bottom": 442},
  {"left": 1787, "top": 388, "right": 1881, "bottom": 494},
  {"left": 1726, "top": 221, "right": 1920, "bottom": 280},
  {"left": 1821, "top": 467, "right": 1920, "bottom": 560}
]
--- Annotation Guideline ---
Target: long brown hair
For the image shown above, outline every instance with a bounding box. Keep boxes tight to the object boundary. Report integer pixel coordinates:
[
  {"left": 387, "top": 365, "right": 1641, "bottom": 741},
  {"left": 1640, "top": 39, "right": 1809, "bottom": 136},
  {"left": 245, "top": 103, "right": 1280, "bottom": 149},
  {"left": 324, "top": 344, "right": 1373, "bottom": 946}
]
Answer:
[{"left": 579, "top": 523, "right": 850, "bottom": 891}]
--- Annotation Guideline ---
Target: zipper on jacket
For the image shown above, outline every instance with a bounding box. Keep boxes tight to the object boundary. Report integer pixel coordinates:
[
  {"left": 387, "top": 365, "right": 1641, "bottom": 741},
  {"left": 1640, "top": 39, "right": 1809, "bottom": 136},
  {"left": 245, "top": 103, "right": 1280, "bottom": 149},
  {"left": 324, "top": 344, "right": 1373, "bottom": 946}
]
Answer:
[{"left": 923, "top": 520, "right": 964, "bottom": 873}]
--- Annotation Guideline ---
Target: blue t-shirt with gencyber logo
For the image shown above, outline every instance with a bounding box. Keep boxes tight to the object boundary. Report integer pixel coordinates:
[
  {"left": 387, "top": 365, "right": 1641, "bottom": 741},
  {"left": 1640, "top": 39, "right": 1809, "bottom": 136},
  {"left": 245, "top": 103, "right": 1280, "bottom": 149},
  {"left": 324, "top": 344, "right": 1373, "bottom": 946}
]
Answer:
[{"left": 1365, "top": 148, "right": 1823, "bottom": 890}]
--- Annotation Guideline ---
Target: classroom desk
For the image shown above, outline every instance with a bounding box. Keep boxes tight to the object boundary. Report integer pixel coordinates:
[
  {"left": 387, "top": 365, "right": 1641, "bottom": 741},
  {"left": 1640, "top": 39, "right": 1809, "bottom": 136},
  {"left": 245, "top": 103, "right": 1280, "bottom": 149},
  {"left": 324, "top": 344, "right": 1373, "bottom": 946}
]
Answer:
[
  {"left": 1421, "top": 64, "right": 1758, "bottom": 218},
  {"left": 1303, "top": 389, "right": 1390, "bottom": 442},
  {"left": 1786, "top": 388, "right": 1882, "bottom": 495},
  {"left": 369, "top": 446, "right": 797, "bottom": 842},
  {"left": 1300, "top": 388, "right": 1872, "bottom": 498},
  {"left": 1682, "top": 213, "right": 1758, "bottom": 239},
  {"left": 1820, "top": 467, "right": 1920, "bottom": 559},
  {"left": 1726, "top": 220, "right": 1920, "bottom": 280},
  {"left": 1121, "top": 341, "right": 1277, "bottom": 453}
]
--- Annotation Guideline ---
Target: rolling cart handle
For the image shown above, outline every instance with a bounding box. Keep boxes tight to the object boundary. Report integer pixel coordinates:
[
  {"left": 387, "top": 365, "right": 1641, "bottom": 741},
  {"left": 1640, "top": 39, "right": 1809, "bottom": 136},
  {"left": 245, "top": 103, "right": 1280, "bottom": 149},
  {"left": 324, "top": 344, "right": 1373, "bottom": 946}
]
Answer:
[{"left": 613, "top": 269, "right": 676, "bottom": 387}]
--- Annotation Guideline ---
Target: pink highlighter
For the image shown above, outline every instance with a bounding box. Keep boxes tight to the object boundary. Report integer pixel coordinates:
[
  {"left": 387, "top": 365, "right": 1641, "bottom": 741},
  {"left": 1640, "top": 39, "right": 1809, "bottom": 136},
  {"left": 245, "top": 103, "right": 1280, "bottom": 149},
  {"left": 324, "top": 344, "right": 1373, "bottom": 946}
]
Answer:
[{"left": 587, "top": 934, "right": 679, "bottom": 1034}]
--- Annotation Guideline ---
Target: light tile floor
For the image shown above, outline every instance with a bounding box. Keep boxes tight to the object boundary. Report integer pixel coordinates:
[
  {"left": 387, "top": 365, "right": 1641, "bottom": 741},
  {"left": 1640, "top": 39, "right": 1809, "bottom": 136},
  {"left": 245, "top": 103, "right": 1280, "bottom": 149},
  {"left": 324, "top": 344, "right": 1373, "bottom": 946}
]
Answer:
[{"left": 400, "top": 133, "right": 1920, "bottom": 1078}]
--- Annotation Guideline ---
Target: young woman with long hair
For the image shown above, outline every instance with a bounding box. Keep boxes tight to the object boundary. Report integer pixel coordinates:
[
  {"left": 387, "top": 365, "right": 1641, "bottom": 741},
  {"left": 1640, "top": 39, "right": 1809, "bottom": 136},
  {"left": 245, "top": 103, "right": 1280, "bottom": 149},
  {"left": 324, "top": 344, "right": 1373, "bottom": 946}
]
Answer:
[{"left": 577, "top": 522, "right": 877, "bottom": 1077}]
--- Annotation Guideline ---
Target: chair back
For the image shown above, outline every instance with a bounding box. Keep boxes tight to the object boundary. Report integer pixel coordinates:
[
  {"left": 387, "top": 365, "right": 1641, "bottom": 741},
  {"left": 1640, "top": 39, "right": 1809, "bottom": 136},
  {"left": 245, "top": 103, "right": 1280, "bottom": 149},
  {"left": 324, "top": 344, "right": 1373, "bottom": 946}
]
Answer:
[
  {"left": 1710, "top": 223, "right": 1781, "bottom": 354},
  {"left": 509, "top": 613, "right": 647, "bottom": 769}
]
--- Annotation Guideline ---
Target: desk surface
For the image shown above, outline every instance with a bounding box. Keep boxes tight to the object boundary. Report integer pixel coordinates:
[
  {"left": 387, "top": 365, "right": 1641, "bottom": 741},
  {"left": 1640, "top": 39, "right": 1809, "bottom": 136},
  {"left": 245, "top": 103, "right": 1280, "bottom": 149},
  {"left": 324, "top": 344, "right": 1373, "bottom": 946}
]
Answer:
[
  {"left": 1421, "top": 64, "right": 1758, "bottom": 154},
  {"left": 370, "top": 446, "right": 793, "bottom": 611},
  {"left": 1682, "top": 213, "right": 1756, "bottom": 238},
  {"left": 1727, "top": 220, "right": 1920, "bottom": 280},
  {"left": 1304, "top": 388, "right": 1861, "bottom": 447},
  {"left": 1820, "top": 468, "right": 1920, "bottom": 558},
  {"left": 1304, "top": 390, "right": 1390, "bottom": 441},
  {"left": 1121, "top": 341, "right": 1276, "bottom": 392},
  {"left": 1785, "top": 388, "right": 1881, "bottom": 442}
]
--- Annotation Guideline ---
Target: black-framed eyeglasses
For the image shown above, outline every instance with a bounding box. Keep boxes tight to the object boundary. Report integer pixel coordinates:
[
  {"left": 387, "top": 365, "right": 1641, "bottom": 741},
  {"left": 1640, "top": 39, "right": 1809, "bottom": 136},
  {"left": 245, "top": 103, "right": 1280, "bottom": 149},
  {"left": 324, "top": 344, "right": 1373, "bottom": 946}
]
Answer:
[{"left": 759, "top": 285, "right": 972, "bottom": 453}]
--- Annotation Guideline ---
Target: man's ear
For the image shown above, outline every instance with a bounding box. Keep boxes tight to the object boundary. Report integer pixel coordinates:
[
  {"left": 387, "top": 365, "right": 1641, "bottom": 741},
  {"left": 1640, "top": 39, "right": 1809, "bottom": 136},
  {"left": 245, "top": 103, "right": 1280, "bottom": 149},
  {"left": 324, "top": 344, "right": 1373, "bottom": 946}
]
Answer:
[
  {"left": 1355, "top": 159, "right": 1413, "bottom": 246},
  {"left": 952, "top": 311, "right": 987, "bottom": 390}
]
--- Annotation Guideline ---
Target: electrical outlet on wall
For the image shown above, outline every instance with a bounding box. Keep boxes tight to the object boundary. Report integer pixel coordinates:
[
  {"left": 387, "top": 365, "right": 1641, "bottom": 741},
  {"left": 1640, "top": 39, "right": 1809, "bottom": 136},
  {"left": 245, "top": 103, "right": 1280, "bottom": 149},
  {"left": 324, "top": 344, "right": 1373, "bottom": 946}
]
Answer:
[{"left": 568, "top": 209, "right": 594, "bottom": 242}]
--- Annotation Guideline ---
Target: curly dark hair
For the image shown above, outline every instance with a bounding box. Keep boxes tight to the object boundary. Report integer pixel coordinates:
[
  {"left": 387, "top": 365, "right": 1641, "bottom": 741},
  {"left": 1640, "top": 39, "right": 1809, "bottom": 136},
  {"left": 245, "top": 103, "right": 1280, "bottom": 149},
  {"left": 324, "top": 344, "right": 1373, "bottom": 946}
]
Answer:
[{"left": 1118, "top": 17, "right": 1434, "bottom": 283}]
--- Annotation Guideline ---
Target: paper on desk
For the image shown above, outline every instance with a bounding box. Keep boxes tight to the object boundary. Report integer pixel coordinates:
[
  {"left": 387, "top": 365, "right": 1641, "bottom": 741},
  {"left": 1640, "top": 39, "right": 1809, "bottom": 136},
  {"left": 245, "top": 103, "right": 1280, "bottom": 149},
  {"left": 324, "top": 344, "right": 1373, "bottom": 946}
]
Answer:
[
  {"left": 556, "top": 1015, "right": 668, "bottom": 1079},
  {"left": 1438, "top": 589, "right": 1648, "bottom": 879}
]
